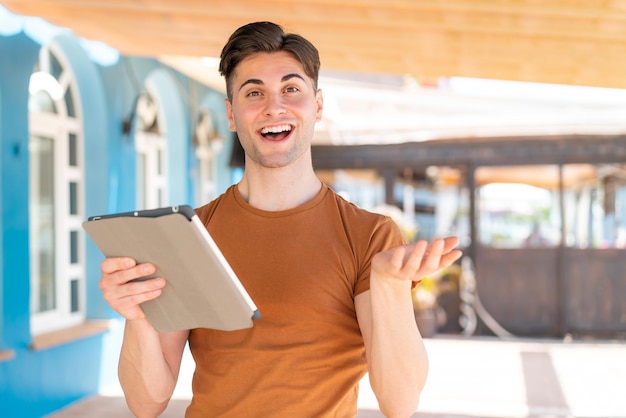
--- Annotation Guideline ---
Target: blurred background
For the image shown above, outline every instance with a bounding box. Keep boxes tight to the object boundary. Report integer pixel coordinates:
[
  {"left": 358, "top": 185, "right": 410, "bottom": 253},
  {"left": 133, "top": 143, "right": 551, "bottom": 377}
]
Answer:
[{"left": 0, "top": 1, "right": 625, "bottom": 417}]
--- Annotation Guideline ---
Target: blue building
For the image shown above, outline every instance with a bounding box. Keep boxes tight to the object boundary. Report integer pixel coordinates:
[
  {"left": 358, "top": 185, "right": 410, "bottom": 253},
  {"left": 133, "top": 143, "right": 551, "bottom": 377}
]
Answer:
[{"left": 0, "top": 10, "right": 236, "bottom": 417}]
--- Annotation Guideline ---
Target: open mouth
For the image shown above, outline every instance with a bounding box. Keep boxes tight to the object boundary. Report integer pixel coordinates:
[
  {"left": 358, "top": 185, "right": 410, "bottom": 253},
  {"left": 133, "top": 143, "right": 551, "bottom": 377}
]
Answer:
[{"left": 260, "top": 124, "right": 293, "bottom": 141}]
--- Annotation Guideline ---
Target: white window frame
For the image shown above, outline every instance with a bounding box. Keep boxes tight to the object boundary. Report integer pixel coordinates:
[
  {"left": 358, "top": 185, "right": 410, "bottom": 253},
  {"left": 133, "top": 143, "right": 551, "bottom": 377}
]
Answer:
[
  {"left": 194, "top": 109, "right": 222, "bottom": 205},
  {"left": 136, "top": 130, "right": 168, "bottom": 209},
  {"left": 195, "top": 142, "right": 218, "bottom": 205},
  {"left": 135, "top": 89, "right": 168, "bottom": 210},
  {"left": 29, "top": 44, "right": 86, "bottom": 335}
]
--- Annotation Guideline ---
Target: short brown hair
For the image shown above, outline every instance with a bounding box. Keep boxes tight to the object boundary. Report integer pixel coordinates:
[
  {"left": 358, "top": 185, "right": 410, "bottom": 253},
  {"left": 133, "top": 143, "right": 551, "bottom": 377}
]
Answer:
[{"left": 219, "top": 21, "right": 320, "bottom": 100}]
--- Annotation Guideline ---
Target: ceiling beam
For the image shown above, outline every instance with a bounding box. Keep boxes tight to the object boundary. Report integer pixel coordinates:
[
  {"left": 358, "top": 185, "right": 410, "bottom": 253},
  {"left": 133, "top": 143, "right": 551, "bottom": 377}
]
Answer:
[{"left": 4, "top": 0, "right": 626, "bottom": 88}]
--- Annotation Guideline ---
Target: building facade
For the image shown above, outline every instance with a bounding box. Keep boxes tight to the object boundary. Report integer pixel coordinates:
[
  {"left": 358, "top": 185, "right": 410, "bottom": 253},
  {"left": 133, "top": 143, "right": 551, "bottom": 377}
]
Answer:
[{"left": 0, "top": 26, "right": 234, "bottom": 417}]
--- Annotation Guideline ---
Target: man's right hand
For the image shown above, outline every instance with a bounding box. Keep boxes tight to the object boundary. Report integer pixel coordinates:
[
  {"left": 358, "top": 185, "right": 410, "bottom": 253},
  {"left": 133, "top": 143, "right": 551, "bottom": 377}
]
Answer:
[
  {"left": 99, "top": 257, "right": 166, "bottom": 321},
  {"left": 101, "top": 258, "right": 187, "bottom": 417}
]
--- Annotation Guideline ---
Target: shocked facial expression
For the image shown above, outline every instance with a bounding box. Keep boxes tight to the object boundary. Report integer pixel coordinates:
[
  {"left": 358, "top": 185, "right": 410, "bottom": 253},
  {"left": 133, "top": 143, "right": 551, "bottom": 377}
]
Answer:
[{"left": 225, "top": 51, "right": 323, "bottom": 169}]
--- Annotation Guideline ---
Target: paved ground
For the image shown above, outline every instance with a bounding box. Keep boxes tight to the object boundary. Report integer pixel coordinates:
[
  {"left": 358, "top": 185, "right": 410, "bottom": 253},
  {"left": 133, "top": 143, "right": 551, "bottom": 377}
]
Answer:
[{"left": 47, "top": 335, "right": 626, "bottom": 418}]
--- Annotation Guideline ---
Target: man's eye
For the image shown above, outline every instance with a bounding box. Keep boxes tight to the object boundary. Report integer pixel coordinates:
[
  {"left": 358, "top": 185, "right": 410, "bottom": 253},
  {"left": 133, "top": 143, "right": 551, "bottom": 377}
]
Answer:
[
  {"left": 285, "top": 86, "right": 300, "bottom": 93},
  {"left": 247, "top": 91, "right": 262, "bottom": 97}
]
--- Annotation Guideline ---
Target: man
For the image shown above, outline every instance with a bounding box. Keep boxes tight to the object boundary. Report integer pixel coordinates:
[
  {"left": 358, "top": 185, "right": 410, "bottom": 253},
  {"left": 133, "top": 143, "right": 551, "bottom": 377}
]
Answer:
[{"left": 100, "top": 21, "right": 462, "bottom": 418}]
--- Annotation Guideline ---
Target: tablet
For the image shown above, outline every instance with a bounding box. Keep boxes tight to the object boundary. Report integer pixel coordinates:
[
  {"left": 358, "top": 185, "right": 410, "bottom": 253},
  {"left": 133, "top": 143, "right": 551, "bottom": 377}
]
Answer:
[{"left": 83, "top": 205, "right": 260, "bottom": 332}]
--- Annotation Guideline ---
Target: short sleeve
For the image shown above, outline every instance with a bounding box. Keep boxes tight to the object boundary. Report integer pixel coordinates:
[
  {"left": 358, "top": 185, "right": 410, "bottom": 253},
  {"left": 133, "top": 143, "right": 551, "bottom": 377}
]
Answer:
[{"left": 353, "top": 216, "right": 407, "bottom": 296}]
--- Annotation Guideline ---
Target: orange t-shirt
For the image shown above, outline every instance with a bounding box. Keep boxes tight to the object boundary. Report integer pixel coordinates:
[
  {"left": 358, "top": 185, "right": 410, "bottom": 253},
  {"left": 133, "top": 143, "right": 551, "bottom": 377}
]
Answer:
[{"left": 186, "top": 184, "right": 405, "bottom": 417}]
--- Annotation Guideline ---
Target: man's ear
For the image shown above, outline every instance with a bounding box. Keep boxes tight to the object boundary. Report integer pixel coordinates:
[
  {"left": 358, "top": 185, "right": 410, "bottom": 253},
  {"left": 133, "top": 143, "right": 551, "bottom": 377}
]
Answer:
[
  {"left": 225, "top": 98, "right": 236, "bottom": 132},
  {"left": 315, "top": 89, "right": 324, "bottom": 122}
]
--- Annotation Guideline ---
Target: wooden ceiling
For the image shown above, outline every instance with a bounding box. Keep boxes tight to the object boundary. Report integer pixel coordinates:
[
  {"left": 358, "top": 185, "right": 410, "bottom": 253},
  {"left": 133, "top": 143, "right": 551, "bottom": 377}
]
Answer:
[{"left": 3, "top": 0, "right": 626, "bottom": 89}]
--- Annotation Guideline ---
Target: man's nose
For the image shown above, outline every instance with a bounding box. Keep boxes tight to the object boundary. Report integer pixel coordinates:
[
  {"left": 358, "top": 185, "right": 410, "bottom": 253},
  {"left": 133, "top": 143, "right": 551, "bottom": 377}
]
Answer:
[{"left": 264, "top": 93, "right": 286, "bottom": 116}]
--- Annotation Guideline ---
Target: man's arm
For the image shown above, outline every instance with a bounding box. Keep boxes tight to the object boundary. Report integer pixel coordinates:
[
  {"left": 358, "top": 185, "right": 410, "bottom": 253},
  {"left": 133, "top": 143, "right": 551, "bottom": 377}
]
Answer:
[
  {"left": 356, "top": 237, "right": 461, "bottom": 418},
  {"left": 100, "top": 257, "right": 189, "bottom": 418},
  {"left": 118, "top": 320, "right": 189, "bottom": 417}
]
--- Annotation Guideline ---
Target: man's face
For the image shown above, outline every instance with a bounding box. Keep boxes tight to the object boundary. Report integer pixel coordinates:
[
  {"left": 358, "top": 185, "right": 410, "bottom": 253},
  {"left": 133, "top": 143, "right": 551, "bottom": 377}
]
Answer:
[{"left": 225, "top": 51, "right": 323, "bottom": 169}]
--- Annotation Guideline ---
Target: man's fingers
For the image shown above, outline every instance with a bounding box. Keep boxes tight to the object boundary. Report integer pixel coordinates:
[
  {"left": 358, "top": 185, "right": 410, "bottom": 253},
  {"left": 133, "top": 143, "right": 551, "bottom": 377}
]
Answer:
[
  {"left": 421, "top": 238, "right": 445, "bottom": 272},
  {"left": 101, "top": 256, "right": 136, "bottom": 274},
  {"left": 123, "top": 287, "right": 163, "bottom": 307},
  {"left": 440, "top": 249, "right": 463, "bottom": 268},
  {"left": 442, "top": 236, "right": 460, "bottom": 253},
  {"left": 373, "top": 236, "right": 463, "bottom": 283},
  {"left": 412, "top": 238, "right": 462, "bottom": 276},
  {"left": 120, "top": 263, "right": 157, "bottom": 284},
  {"left": 101, "top": 258, "right": 156, "bottom": 286},
  {"left": 102, "top": 276, "right": 165, "bottom": 319},
  {"left": 403, "top": 240, "right": 428, "bottom": 272},
  {"left": 104, "top": 276, "right": 165, "bottom": 301}
]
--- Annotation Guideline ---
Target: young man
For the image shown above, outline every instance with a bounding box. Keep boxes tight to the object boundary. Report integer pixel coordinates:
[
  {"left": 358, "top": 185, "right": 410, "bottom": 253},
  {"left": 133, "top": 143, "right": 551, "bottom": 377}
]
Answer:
[{"left": 100, "top": 21, "right": 462, "bottom": 418}]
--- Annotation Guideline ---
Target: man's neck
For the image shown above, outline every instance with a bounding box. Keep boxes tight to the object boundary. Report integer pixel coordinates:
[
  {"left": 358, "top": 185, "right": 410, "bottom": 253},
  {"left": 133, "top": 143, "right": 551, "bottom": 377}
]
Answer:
[{"left": 237, "top": 167, "right": 322, "bottom": 211}]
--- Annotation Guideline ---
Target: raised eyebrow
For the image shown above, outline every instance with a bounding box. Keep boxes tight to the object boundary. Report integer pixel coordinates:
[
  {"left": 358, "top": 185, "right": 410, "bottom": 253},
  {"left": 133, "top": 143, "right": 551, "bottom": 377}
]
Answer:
[
  {"left": 238, "top": 78, "right": 263, "bottom": 92},
  {"left": 237, "top": 74, "right": 306, "bottom": 93},
  {"left": 282, "top": 73, "right": 306, "bottom": 83}
]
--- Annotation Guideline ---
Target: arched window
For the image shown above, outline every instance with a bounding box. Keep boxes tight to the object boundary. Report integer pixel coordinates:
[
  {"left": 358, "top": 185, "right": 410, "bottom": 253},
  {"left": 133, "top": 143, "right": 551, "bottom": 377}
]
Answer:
[
  {"left": 193, "top": 108, "right": 223, "bottom": 205},
  {"left": 135, "top": 89, "right": 168, "bottom": 209},
  {"left": 29, "top": 43, "right": 85, "bottom": 335}
]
